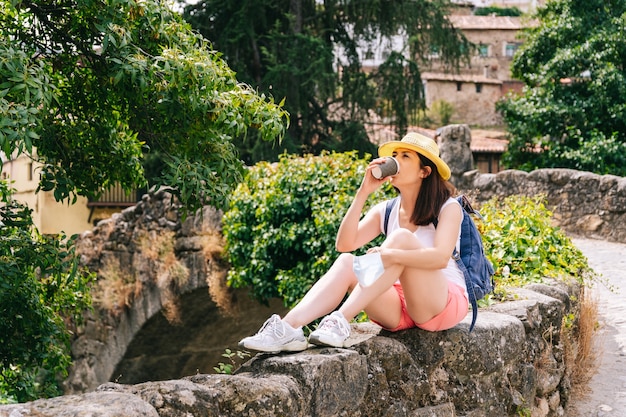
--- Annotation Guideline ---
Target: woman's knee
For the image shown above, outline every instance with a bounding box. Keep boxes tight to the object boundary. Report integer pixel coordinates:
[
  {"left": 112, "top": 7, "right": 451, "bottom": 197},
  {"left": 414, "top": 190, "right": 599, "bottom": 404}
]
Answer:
[
  {"left": 335, "top": 252, "right": 354, "bottom": 268},
  {"left": 330, "top": 253, "right": 358, "bottom": 288}
]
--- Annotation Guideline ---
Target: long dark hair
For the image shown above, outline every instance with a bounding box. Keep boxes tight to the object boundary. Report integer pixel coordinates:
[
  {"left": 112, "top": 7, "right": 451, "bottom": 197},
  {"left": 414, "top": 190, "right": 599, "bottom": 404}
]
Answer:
[{"left": 410, "top": 153, "right": 454, "bottom": 226}]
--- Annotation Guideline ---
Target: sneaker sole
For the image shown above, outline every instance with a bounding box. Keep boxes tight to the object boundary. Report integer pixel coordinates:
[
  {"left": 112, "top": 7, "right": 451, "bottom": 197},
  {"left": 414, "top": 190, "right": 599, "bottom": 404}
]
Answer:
[
  {"left": 239, "top": 340, "right": 309, "bottom": 353},
  {"left": 308, "top": 334, "right": 344, "bottom": 348}
]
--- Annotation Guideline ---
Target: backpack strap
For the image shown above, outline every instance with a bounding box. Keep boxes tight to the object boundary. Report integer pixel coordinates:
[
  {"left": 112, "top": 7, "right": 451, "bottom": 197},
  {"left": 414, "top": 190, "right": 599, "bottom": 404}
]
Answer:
[
  {"left": 454, "top": 255, "right": 479, "bottom": 332},
  {"left": 435, "top": 195, "right": 479, "bottom": 332},
  {"left": 383, "top": 197, "right": 399, "bottom": 235}
]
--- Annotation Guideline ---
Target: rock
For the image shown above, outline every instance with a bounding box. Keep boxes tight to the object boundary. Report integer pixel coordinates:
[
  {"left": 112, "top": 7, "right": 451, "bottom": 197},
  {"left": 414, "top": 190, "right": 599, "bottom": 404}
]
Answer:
[
  {"left": 0, "top": 392, "right": 158, "bottom": 417},
  {"left": 438, "top": 124, "right": 473, "bottom": 186}
]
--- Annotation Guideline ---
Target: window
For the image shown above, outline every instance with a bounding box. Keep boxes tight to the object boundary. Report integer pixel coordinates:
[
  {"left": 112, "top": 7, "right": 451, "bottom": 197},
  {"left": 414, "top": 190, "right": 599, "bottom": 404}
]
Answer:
[
  {"left": 504, "top": 42, "right": 521, "bottom": 58},
  {"left": 456, "top": 82, "right": 462, "bottom": 91},
  {"left": 478, "top": 43, "right": 489, "bottom": 57},
  {"left": 475, "top": 83, "right": 482, "bottom": 93}
]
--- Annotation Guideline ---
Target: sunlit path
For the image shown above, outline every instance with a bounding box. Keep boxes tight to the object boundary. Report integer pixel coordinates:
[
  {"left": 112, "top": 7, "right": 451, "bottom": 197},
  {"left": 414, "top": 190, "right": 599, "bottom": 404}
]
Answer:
[{"left": 567, "top": 237, "right": 626, "bottom": 417}]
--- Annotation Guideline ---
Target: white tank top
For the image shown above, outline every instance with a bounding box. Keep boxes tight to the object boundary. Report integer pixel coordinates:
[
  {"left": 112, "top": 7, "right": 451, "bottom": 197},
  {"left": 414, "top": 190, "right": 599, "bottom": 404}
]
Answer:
[{"left": 376, "top": 197, "right": 467, "bottom": 296}]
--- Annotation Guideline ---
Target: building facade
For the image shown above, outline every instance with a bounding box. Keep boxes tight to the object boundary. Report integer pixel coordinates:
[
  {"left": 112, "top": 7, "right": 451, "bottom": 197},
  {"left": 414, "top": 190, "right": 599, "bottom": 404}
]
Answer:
[
  {"left": 421, "top": 15, "right": 531, "bottom": 127},
  {"left": 1, "top": 153, "right": 140, "bottom": 235}
]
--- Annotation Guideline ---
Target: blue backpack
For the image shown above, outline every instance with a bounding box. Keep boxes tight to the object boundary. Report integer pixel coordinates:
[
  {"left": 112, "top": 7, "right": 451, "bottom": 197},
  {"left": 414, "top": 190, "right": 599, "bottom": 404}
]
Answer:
[{"left": 383, "top": 195, "right": 495, "bottom": 332}]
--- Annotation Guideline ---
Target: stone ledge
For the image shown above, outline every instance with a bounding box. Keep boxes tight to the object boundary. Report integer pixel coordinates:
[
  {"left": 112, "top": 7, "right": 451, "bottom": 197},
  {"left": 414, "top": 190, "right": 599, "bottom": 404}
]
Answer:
[
  {"left": 0, "top": 280, "right": 581, "bottom": 417},
  {"left": 458, "top": 168, "right": 626, "bottom": 243}
]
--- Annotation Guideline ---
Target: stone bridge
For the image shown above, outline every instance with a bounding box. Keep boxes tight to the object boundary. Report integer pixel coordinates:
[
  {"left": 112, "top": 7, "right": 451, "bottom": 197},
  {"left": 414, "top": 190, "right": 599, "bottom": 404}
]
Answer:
[
  {"left": 2, "top": 155, "right": 625, "bottom": 416},
  {"left": 63, "top": 165, "right": 626, "bottom": 394},
  {"left": 62, "top": 125, "right": 626, "bottom": 396},
  {"left": 63, "top": 191, "right": 288, "bottom": 394}
]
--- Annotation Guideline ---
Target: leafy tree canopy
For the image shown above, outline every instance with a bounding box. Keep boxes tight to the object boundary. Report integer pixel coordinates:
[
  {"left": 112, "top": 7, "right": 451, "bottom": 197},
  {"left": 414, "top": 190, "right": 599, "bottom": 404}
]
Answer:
[
  {"left": 0, "top": 0, "right": 288, "bottom": 214},
  {"left": 497, "top": 0, "right": 626, "bottom": 175},
  {"left": 181, "top": 0, "right": 471, "bottom": 164},
  {"left": 0, "top": 0, "right": 288, "bottom": 402}
]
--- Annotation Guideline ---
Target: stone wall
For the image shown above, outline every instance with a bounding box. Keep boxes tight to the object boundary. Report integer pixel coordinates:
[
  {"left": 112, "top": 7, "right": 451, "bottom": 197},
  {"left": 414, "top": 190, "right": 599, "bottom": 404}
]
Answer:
[
  {"left": 457, "top": 168, "right": 626, "bottom": 243},
  {"left": 0, "top": 278, "right": 580, "bottom": 417},
  {"left": 438, "top": 124, "right": 474, "bottom": 187},
  {"left": 3, "top": 166, "right": 624, "bottom": 417}
]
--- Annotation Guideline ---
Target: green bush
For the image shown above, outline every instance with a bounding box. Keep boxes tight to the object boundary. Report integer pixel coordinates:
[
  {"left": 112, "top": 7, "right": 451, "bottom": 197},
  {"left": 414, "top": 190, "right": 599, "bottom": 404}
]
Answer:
[
  {"left": 428, "top": 99, "right": 455, "bottom": 127},
  {"left": 555, "top": 129, "right": 626, "bottom": 176},
  {"left": 480, "top": 194, "right": 594, "bottom": 293},
  {"left": 223, "top": 151, "right": 394, "bottom": 307},
  {"left": 0, "top": 183, "right": 95, "bottom": 403}
]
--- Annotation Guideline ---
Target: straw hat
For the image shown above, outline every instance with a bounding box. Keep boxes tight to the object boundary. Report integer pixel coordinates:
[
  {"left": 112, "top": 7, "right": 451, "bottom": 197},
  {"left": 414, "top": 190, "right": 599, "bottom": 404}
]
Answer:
[{"left": 378, "top": 132, "right": 451, "bottom": 180}]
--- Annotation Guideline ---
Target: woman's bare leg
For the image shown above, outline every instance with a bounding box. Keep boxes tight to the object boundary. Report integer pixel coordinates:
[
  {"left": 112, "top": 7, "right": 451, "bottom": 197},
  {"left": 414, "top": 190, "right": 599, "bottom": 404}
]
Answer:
[
  {"left": 400, "top": 267, "right": 448, "bottom": 324},
  {"left": 282, "top": 253, "right": 357, "bottom": 328},
  {"left": 338, "top": 264, "right": 404, "bottom": 326},
  {"left": 285, "top": 228, "right": 448, "bottom": 330},
  {"left": 340, "top": 228, "right": 448, "bottom": 327}
]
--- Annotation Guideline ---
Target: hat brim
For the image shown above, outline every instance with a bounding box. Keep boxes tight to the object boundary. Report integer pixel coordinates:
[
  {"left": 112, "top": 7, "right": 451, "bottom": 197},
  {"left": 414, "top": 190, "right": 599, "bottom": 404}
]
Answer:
[{"left": 378, "top": 141, "right": 451, "bottom": 181}]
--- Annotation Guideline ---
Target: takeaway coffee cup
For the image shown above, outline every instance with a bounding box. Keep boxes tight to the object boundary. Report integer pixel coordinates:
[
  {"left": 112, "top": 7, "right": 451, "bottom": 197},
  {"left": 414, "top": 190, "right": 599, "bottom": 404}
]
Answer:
[{"left": 371, "top": 157, "right": 399, "bottom": 179}]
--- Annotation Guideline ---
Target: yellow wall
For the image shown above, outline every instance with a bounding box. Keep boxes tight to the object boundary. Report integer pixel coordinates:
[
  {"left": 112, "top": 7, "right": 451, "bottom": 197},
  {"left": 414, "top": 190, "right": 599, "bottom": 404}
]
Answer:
[{"left": 2, "top": 154, "right": 98, "bottom": 236}]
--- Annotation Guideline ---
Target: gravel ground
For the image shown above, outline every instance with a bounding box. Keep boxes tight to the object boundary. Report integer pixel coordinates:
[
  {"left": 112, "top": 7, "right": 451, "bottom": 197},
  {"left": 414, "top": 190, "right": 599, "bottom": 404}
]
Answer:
[{"left": 565, "top": 237, "right": 626, "bottom": 417}]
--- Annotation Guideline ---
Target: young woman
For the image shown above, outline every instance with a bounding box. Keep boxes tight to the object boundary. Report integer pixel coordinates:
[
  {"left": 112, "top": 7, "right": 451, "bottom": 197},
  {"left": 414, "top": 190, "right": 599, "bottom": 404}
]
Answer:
[{"left": 239, "top": 132, "right": 469, "bottom": 352}]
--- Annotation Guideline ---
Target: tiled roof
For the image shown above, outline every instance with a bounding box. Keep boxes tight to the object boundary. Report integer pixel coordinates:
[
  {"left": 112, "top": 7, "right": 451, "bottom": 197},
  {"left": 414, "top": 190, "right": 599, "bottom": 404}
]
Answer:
[
  {"left": 453, "top": 128, "right": 508, "bottom": 153},
  {"left": 421, "top": 72, "right": 503, "bottom": 84},
  {"left": 448, "top": 15, "right": 528, "bottom": 30},
  {"left": 398, "top": 127, "right": 508, "bottom": 153},
  {"left": 471, "top": 135, "right": 508, "bottom": 153}
]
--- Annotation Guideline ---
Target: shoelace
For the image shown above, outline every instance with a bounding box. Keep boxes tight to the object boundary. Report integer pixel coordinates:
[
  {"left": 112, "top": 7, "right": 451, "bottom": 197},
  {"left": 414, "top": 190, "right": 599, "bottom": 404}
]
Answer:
[
  {"left": 318, "top": 315, "right": 350, "bottom": 336},
  {"left": 258, "top": 316, "right": 285, "bottom": 337}
]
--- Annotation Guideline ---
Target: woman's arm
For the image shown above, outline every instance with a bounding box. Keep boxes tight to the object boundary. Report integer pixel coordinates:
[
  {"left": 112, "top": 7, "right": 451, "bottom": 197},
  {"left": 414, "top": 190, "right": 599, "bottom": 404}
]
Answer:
[
  {"left": 335, "top": 193, "right": 382, "bottom": 253},
  {"left": 335, "top": 160, "right": 388, "bottom": 253},
  {"left": 380, "top": 202, "right": 462, "bottom": 270}
]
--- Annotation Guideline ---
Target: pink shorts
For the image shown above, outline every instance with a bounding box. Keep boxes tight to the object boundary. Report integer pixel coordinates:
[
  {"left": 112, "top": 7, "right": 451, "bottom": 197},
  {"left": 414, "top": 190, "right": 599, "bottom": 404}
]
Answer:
[{"left": 374, "top": 282, "right": 469, "bottom": 332}]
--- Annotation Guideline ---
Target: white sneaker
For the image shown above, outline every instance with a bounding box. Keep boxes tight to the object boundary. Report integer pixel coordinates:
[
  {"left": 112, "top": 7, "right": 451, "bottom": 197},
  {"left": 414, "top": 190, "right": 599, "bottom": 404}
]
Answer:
[
  {"left": 238, "top": 314, "right": 308, "bottom": 353},
  {"left": 308, "top": 311, "right": 351, "bottom": 348}
]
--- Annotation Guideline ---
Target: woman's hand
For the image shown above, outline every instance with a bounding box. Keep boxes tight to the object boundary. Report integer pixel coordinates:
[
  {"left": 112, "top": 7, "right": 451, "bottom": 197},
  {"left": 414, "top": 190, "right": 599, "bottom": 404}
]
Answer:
[
  {"left": 366, "top": 246, "right": 381, "bottom": 254},
  {"left": 359, "top": 158, "right": 390, "bottom": 196},
  {"left": 366, "top": 246, "right": 388, "bottom": 267},
  {"left": 336, "top": 159, "right": 389, "bottom": 253}
]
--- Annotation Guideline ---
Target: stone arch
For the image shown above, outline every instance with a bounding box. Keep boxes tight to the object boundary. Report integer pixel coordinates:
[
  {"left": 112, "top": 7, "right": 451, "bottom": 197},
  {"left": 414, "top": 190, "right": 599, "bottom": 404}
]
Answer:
[
  {"left": 111, "top": 287, "right": 286, "bottom": 386},
  {"left": 64, "top": 189, "right": 287, "bottom": 393}
]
